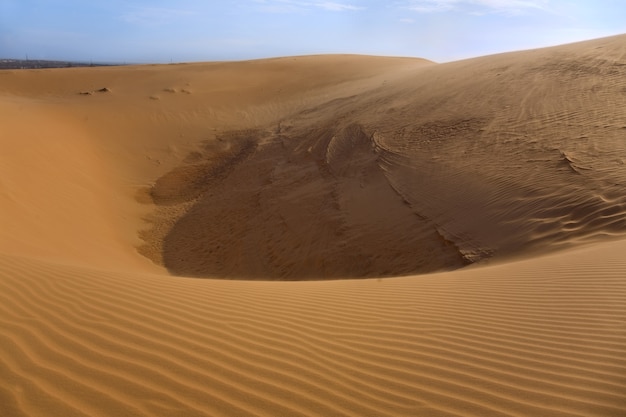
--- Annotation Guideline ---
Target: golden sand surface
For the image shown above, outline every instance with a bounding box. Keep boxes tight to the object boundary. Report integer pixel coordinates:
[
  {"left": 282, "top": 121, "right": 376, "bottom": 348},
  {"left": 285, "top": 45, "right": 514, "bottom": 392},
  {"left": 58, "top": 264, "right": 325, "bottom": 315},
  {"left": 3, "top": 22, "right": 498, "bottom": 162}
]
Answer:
[{"left": 1, "top": 35, "right": 625, "bottom": 416}]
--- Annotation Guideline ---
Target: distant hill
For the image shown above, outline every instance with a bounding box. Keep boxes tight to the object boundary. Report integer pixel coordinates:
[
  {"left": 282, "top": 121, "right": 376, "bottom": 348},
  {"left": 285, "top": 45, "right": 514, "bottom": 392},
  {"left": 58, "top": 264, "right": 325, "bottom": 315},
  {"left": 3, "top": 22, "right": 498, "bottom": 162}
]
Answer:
[{"left": 0, "top": 59, "right": 120, "bottom": 69}]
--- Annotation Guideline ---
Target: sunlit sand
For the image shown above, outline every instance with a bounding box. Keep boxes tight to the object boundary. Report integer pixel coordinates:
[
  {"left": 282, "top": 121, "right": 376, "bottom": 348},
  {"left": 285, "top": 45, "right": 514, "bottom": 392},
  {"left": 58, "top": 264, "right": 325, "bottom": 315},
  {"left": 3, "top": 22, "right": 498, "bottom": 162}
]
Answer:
[{"left": 1, "top": 35, "right": 625, "bottom": 416}]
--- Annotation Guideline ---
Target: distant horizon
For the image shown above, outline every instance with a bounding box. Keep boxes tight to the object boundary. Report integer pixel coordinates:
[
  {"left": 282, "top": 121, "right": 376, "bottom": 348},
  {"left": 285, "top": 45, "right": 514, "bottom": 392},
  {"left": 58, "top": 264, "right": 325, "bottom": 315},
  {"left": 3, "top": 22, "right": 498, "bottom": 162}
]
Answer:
[
  {"left": 2, "top": 31, "right": 625, "bottom": 68},
  {"left": 1, "top": 1, "right": 624, "bottom": 65}
]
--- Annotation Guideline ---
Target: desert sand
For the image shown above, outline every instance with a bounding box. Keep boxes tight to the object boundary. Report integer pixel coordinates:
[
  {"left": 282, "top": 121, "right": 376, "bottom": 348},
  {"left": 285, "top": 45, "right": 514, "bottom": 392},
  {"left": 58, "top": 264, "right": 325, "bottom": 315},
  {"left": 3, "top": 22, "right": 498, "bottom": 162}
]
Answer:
[{"left": 1, "top": 35, "right": 625, "bottom": 416}]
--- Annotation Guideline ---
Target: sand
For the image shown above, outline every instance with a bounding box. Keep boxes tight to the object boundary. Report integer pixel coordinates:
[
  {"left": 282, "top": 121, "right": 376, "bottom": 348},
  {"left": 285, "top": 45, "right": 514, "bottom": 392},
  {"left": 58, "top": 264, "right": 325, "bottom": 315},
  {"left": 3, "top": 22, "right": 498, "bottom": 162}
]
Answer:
[{"left": 1, "top": 35, "right": 625, "bottom": 416}]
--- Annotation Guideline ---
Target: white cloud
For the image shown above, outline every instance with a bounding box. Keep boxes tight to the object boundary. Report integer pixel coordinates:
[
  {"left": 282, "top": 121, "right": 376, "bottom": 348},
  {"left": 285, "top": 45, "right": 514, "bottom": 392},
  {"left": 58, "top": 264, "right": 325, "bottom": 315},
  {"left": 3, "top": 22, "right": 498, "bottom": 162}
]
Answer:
[
  {"left": 407, "top": 0, "right": 455, "bottom": 12},
  {"left": 407, "top": 0, "right": 547, "bottom": 15},
  {"left": 251, "top": 0, "right": 362, "bottom": 13},
  {"left": 316, "top": 1, "right": 361, "bottom": 11},
  {"left": 120, "top": 7, "right": 196, "bottom": 26}
]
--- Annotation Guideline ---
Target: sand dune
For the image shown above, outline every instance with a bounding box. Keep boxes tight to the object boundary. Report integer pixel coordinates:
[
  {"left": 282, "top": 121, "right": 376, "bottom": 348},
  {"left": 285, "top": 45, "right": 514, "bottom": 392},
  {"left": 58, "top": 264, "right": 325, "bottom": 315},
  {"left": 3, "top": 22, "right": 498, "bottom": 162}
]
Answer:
[
  {"left": 141, "top": 35, "right": 626, "bottom": 279},
  {"left": 1, "top": 35, "right": 626, "bottom": 416}
]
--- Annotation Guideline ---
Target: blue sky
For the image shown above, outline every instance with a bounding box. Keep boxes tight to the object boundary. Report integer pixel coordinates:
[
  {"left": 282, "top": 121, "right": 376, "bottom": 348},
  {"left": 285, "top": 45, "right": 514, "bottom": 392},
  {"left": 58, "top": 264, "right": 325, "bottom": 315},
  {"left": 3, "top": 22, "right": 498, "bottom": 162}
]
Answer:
[{"left": 0, "top": 0, "right": 624, "bottom": 63}]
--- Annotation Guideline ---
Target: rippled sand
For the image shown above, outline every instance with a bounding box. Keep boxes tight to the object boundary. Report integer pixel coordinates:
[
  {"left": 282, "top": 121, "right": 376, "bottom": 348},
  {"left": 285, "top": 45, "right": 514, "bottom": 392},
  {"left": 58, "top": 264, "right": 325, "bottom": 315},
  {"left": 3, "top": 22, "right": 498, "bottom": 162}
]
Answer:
[{"left": 1, "top": 35, "right": 626, "bottom": 416}]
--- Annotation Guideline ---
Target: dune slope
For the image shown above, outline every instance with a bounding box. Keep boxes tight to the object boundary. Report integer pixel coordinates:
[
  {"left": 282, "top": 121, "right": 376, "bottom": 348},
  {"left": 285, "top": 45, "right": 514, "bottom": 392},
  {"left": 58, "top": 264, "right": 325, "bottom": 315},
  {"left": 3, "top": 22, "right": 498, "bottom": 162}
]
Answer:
[
  {"left": 1, "top": 35, "right": 626, "bottom": 416},
  {"left": 142, "top": 35, "right": 626, "bottom": 279}
]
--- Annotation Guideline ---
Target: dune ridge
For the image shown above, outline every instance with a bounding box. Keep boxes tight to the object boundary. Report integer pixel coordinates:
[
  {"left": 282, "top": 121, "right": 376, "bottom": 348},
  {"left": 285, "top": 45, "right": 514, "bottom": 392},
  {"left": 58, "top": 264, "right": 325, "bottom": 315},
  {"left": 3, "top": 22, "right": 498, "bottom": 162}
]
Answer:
[{"left": 1, "top": 35, "right": 626, "bottom": 416}]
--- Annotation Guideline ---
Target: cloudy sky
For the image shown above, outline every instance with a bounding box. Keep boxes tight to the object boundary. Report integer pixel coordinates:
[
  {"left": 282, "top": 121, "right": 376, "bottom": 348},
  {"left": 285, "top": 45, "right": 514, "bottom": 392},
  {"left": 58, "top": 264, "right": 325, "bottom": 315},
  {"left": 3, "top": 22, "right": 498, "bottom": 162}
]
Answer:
[{"left": 0, "top": 0, "right": 624, "bottom": 63}]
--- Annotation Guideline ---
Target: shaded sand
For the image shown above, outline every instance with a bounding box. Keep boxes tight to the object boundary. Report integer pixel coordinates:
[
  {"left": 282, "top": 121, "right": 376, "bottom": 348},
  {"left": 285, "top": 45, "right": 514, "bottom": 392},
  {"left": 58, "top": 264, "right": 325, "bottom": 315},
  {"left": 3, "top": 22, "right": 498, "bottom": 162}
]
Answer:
[
  {"left": 141, "top": 36, "right": 626, "bottom": 279},
  {"left": 1, "top": 36, "right": 626, "bottom": 416}
]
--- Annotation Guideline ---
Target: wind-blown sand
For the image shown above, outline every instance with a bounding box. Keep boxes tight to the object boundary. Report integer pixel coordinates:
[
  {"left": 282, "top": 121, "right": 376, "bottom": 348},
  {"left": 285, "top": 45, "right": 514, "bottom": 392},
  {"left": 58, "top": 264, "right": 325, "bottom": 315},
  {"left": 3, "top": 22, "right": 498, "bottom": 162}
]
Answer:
[{"left": 1, "top": 35, "right": 626, "bottom": 416}]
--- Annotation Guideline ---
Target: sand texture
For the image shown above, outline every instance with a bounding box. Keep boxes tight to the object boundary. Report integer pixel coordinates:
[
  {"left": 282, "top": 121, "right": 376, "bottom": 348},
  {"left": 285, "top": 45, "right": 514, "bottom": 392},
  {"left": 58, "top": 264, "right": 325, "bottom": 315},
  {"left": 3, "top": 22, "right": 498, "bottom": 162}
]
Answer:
[{"left": 1, "top": 36, "right": 626, "bottom": 416}]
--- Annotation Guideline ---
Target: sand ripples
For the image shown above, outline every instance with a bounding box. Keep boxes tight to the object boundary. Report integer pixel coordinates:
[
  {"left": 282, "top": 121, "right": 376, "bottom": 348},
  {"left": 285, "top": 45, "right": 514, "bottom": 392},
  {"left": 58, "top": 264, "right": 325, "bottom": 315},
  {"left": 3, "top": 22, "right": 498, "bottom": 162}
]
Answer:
[{"left": 1, "top": 249, "right": 625, "bottom": 416}]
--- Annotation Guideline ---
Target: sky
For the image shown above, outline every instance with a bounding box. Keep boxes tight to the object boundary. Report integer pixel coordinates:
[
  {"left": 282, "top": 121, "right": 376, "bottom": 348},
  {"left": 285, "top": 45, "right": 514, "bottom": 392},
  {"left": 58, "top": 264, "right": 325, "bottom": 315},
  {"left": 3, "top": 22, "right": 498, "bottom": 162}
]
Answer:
[{"left": 0, "top": 0, "right": 624, "bottom": 63}]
